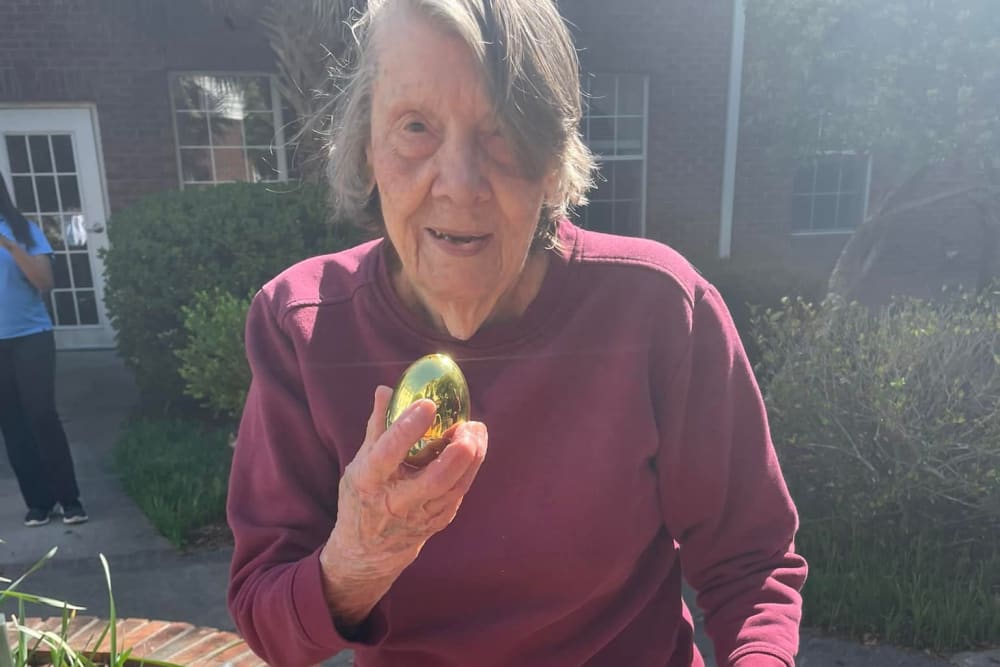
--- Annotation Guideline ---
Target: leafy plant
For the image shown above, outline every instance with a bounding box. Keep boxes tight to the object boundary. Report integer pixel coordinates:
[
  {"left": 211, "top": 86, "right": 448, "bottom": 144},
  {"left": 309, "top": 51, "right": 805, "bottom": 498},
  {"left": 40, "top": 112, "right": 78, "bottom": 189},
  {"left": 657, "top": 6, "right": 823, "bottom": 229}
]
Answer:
[
  {"left": 113, "top": 419, "right": 232, "bottom": 548},
  {"left": 101, "top": 182, "right": 366, "bottom": 411},
  {"left": 177, "top": 289, "right": 253, "bottom": 423},
  {"left": 0, "top": 548, "right": 179, "bottom": 666}
]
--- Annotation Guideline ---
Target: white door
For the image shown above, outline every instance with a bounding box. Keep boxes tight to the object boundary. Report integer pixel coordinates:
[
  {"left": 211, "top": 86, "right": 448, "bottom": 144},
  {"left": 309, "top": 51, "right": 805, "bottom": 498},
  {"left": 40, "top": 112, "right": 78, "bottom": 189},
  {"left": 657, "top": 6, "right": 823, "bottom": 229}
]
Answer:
[{"left": 0, "top": 107, "right": 114, "bottom": 349}]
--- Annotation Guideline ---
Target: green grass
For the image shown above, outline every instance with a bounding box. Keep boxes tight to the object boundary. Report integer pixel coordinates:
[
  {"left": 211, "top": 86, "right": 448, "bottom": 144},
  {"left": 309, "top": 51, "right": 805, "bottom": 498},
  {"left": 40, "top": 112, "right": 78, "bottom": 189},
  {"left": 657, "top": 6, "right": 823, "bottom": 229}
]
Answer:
[
  {"left": 798, "top": 519, "right": 1000, "bottom": 653},
  {"left": 113, "top": 418, "right": 231, "bottom": 548}
]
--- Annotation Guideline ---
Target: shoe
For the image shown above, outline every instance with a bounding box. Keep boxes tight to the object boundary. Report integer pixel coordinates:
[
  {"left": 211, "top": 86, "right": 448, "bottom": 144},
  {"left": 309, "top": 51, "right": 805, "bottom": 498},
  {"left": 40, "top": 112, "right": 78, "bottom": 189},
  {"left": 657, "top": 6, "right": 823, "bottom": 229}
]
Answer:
[
  {"left": 24, "top": 508, "right": 50, "bottom": 527},
  {"left": 61, "top": 502, "right": 88, "bottom": 525}
]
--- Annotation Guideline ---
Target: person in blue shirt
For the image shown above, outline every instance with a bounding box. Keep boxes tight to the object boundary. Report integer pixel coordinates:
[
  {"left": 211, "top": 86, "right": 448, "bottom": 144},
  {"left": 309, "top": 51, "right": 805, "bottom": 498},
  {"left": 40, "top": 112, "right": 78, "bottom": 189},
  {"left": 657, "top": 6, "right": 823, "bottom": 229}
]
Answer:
[{"left": 0, "top": 175, "right": 87, "bottom": 527}]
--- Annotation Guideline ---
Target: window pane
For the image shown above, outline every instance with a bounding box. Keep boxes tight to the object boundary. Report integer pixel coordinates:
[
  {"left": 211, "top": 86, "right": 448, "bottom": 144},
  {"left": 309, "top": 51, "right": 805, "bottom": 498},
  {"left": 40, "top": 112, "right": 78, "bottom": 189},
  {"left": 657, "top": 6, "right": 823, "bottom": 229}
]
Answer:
[
  {"left": 815, "top": 156, "right": 841, "bottom": 193},
  {"left": 840, "top": 157, "right": 865, "bottom": 192},
  {"left": 616, "top": 118, "right": 644, "bottom": 156},
  {"left": 618, "top": 75, "right": 645, "bottom": 115},
  {"left": 29, "top": 135, "right": 53, "bottom": 173},
  {"left": 248, "top": 148, "right": 280, "bottom": 182},
  {"left": 35, "top": 176, "right": 59, "bottom": 212},
  {"left": 211, "top": 114, "right": 244, "bottom": 147},
  {"left": 53, "top": 291, "right": 78, "bottom": 326},
  {"left": 12, "top": 176, "right": 36, "bottom": 211},
  {"left": 585, "top": 201, "right": 615, "bottom": 234},
  {"left": 244, "top": 112, "right": 276, "bottom": 146},
  {"left": 837, "top": 193, "right": 864, "bottom": 228},
  {"left": 176, "top": 112, "right": 210, "bottom": 145},
  {"left": 51, "top": 135, "right": 76, "bottom": 172},
  {"left": 587, "top": 116, "right": 615, "bottom": 156},
  {"left": 52, "top": 254, "right": 71, "bottom": 289},
  {"left": 613, "top": 161, "right": 644, "bottom": 201},
  {"left": 58, "top": 176, "right": 81, "bottom": 211},
  {"left": 70, "top": 253, "right": 94, "bottom": 288},
  {"left": 812, "top": 194, "right": 838, "bottom": 229},
  {"left": 242, "top": 77, "right": 272, "bottom": 111},
  {"left": 172, "top": 76, "right": 204, "bottom": 110},
  {"left": 792, "top": 195, "right": 813, "bottom": 231},
  {"left": 77, "top": 291, "right": 99, "bottom": 325},
  {"left": 40, "top": 215, "right": 66, "bottom": 250},
  {"left": 213, "top": 148, "right": 248, "bottom": 181},
  {"left": 6, "top": 135, "right": 30, "bottom": 173},
  {"left": 180, "top": 149, "right": 212, "bottom": 182},
  {"left": 616, "top": 199, "right": 643, "bottom": 237}
]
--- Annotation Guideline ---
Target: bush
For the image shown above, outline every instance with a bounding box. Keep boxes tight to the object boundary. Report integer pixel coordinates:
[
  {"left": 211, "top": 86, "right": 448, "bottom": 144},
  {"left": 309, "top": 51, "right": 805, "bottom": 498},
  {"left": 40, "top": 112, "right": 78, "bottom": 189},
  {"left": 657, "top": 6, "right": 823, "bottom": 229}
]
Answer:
[
  {"left": 113, "top": 418, "right": 232, "bottom": 548},
  {"left": 755, "top": 292, "right": 1000, "bottom": 537},
  {"left": 102, "top": 182, "right": 367, "bottom": 410},
  {"left": 177, "top": 289, "right": 253, "bottom": 422},
  {"left": 694, "top": 255, "right": 824, "bottom": 366}
]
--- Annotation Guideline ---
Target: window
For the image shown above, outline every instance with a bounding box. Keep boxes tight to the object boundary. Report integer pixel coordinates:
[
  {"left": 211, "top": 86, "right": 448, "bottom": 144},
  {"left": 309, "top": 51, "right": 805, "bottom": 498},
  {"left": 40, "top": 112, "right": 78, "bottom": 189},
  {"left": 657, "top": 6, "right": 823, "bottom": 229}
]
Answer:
[
  {"left": 170, "top": 73, "right": 288, "bottom": 187},
  {"left": 792, "top": 152, "right": 871, "bottom": 233},
  {"left": 578, "top": 73, "right": 648, "bottom": 237}
]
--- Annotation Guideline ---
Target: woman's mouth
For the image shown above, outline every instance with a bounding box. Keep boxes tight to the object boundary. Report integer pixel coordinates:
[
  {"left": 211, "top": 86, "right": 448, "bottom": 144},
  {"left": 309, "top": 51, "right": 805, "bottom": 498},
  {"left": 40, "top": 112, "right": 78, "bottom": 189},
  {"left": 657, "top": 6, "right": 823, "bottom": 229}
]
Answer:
[
  {"left": 428, "top": 228, "right": 489, "bottom": 244},
  {"left": 426, "top": 228, "right": 492, "bottom": 256}
]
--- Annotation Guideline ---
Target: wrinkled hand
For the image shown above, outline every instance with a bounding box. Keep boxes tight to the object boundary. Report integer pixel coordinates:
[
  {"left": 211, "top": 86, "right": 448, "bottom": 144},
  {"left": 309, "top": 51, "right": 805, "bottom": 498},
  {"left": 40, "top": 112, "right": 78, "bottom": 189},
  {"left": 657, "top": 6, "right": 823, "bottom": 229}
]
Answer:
[
  {"left": 0, "top": 235, "right": 14, "bottom": 252},
  {"left": 322, "top": 385, "right": 488, "bottom": 583}
]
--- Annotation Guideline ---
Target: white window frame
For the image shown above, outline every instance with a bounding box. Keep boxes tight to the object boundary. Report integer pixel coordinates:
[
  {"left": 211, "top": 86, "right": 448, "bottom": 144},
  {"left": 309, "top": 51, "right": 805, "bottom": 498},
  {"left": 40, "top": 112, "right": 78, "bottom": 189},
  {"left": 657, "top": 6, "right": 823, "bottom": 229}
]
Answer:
[
  {"left": 168, "top": 71, "right": 289, "bottom": 188},
  {"left": 581, "top": 73, "right": 649, "bottom": 237},
  {"left": 791, "top": 150, "right": 873, "bottom": 237}
]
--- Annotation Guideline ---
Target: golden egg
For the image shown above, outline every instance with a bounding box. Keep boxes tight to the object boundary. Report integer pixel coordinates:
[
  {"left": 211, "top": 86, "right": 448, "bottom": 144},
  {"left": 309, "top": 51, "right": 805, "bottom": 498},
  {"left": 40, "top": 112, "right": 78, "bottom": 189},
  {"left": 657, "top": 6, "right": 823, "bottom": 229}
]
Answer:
[{"left": 386, "top": 353, "right": 470, "bottom": 468}]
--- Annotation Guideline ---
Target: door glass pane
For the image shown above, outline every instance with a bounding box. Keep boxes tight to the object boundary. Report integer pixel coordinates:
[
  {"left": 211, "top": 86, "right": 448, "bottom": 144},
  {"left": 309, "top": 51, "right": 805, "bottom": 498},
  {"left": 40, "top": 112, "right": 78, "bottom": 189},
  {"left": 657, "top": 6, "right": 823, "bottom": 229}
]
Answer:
[
  {"left": 40, "top": 215, "right": 66, "bottom": 251},
  {"left": 35, "top": 176, "right": 59, "bottom": 212},
  {"left": 70, "top": 253, "right": 94, "bottom": 288},
  {"left": 52, "top": 254, "right": 71, "bottom": 289},
  {"left": 6, "top": 135, "right": 30, "bottom": 173},
  {"left": 58, "top": 176, "right": 81, "bottom": 211},
  {"left": 12, "top": 176, "right": 36, "bottom": 211},
  {"left": 29, "top": 135, "right": 53, "bottom": 173},
  {"left": 77, "top": 291, "right": 99, "bottom": 325},
  {"left": 51, "top": 135, "right": 76, "bottom": 172},
  {"left": 53, "top": 291, "right": 78, "bottom": 326}
]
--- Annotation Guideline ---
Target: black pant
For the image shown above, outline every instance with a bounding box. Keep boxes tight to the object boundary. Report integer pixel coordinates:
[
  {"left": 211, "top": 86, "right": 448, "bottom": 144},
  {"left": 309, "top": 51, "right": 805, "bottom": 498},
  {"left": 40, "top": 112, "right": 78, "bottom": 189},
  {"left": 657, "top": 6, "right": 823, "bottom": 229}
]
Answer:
[{"left": 0, "top": 330, "right": 80, "bottom": 511}]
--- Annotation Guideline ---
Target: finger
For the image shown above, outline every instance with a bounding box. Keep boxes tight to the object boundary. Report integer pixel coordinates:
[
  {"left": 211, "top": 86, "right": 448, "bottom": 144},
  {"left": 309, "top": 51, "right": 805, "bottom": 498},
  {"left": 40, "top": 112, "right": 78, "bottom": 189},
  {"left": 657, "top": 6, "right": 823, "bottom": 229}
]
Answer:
[
  {"left": 363, "top": 385, "right": 395, "bottom": 445},
  {"left": 366, "top": 398, "right": 438, "bottom": 478},
  {"left": 396, "top": 421, "right": 487, "bottom": 503}
]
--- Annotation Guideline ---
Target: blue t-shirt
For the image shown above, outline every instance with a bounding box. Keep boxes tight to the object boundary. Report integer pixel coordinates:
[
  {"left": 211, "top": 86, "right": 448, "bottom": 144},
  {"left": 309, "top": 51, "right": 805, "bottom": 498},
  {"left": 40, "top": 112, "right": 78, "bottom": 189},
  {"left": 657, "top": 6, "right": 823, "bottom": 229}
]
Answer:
[{"left": 0, "top": 216, "right": 54, "bottom": 339}]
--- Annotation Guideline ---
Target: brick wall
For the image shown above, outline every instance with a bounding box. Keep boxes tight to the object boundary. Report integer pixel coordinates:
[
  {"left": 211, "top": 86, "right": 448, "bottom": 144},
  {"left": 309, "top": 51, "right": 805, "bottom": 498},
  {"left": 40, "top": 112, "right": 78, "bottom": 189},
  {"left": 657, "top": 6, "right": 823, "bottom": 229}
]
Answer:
[
  {"left": 0, "top": 0, "right": 274, "bottom": 215},
  {"left": 561, "top": 0, "right": 735, "bottom": 259}
]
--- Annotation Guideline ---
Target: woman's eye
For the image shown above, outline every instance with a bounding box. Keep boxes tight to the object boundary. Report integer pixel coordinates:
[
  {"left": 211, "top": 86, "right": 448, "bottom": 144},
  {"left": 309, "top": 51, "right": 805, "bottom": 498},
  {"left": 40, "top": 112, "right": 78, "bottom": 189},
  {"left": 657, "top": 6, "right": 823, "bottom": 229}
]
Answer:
[{"left": 404, "top": 120, "right": 428, "bottom": 133}]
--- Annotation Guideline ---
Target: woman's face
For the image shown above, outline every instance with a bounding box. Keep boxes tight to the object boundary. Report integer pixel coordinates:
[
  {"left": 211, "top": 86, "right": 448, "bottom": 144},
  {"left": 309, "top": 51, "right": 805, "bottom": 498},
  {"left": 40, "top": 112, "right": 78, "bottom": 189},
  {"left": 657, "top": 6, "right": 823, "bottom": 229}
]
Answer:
[{"left": 368, "top": 8, "right": 555, "bottom": 340}]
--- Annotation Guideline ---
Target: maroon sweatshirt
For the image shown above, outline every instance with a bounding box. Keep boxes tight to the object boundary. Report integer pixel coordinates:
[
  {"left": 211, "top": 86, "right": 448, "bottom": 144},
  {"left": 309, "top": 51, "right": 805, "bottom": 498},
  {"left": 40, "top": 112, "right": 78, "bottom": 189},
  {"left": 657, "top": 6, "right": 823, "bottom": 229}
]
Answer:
[{"left": 227, "top": 220, "right": 806, "bottom": 667}]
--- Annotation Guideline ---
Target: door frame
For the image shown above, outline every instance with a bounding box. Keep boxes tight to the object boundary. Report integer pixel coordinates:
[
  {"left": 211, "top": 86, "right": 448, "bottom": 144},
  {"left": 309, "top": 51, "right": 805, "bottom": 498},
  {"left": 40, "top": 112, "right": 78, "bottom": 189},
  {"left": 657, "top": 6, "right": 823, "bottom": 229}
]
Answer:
[{"left": 0, "top": 103, "right": 115, "bottom": 349}]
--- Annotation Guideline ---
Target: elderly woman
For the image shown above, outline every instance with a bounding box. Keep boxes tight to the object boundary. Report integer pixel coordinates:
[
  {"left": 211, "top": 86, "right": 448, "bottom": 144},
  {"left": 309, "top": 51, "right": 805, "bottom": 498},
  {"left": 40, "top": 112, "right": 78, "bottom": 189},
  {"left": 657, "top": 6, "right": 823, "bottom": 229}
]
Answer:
[{"left": 226, "top": 0, "right": 807, "bottom": 665}]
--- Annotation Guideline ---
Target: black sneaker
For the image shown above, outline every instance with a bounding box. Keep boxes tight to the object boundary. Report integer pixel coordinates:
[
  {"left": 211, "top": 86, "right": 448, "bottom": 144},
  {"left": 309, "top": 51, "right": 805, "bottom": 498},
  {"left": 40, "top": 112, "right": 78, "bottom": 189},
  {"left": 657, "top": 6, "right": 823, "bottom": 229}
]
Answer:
[
  {"left": 61, "top": 502, "right": 88, "bottom": 525},
  {"left": 24, "top": 508, "right": 50, "bottom": 527}
]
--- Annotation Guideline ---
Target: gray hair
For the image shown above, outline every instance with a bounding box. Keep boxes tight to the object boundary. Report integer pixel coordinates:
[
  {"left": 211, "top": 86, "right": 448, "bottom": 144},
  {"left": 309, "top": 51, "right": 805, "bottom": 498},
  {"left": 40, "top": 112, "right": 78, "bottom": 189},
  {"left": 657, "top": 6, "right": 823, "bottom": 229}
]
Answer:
[{"left": 326, "top": 0, "right": 596, "bottom": 246}]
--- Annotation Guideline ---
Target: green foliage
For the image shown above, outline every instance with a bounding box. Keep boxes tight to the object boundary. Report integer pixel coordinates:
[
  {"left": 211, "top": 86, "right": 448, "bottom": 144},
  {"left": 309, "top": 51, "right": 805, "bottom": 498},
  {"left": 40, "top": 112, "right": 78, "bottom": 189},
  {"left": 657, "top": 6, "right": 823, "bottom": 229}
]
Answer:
[
  {"left": 113, "top": 418, "right": 232, "bottom": 548},
  {"left": 798, "top": 521, "right": 1000, "bottom": 652},
  {"left": 0, "top": 549, "right": 179, "bottom": 666},
  {"left": 745, "top": 0, "right": 1000, "bottom": 168},
  {"left": 177, "top": 289, "right": 253, "bottom": 422},
  {"left": 694, "top": 255, "right": 825, "bottom": 366},
  {"left": 755, "top": 291, "right": 1000, "bottom": 649},
  {"left": 755, "top": 291, "right": 1000, "bottom": 536},
  {"left": 102, "top": 182, "right": 367, "bottom": 410}
]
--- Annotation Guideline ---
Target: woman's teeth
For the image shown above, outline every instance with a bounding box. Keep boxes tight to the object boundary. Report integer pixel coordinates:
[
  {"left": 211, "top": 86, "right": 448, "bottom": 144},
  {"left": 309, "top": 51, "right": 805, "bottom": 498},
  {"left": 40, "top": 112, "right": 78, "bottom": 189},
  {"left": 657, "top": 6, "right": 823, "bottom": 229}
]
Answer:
[{"left": 430, "top": 229, "right": 485, "bottom": 244}]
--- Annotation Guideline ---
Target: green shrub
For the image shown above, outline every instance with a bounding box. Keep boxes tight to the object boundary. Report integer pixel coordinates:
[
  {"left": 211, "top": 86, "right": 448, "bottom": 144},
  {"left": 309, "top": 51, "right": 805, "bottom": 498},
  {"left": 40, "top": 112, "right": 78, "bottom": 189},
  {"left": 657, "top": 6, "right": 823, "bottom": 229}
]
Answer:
[
  {"left": 755, "top": 292, "right": 1000, "bottom": 537},
  {"left": 694, "top": 255, "right": 824, "bottom": 366},
  {"left": 102, "top": 182, "right": 367, "bottom": 410},
  {"left": 113, "top": 418, "right": 232, "bottom": 548},
  {"left": 177, "top": 289, "right": 253, "bottom": 422}
]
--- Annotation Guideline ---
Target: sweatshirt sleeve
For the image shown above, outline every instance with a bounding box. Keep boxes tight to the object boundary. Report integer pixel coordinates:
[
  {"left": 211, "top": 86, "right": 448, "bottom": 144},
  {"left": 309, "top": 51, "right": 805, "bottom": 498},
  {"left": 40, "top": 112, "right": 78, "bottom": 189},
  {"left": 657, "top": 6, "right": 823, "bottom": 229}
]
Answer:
[
  {"left": 655, "top": 284, "right": 807, "bottom": 667},
  {"left": 227, "top": 288, "right": 390, "bottom": 667}
]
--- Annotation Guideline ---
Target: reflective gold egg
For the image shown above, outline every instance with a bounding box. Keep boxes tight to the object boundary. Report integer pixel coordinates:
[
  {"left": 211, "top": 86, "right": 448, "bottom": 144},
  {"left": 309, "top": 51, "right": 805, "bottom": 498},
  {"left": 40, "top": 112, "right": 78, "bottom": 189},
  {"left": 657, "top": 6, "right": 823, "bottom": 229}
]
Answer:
[{"left": 386, "top": 353, "right": 470, "bottom": 468}]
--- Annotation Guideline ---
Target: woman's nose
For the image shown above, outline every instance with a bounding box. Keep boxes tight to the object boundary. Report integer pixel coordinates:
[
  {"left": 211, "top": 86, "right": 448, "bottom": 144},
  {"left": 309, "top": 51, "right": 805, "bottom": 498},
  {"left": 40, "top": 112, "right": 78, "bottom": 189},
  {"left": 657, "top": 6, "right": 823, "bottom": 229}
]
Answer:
[{"left": 431, "top": 136, "right": 490, "bottom": 206}]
